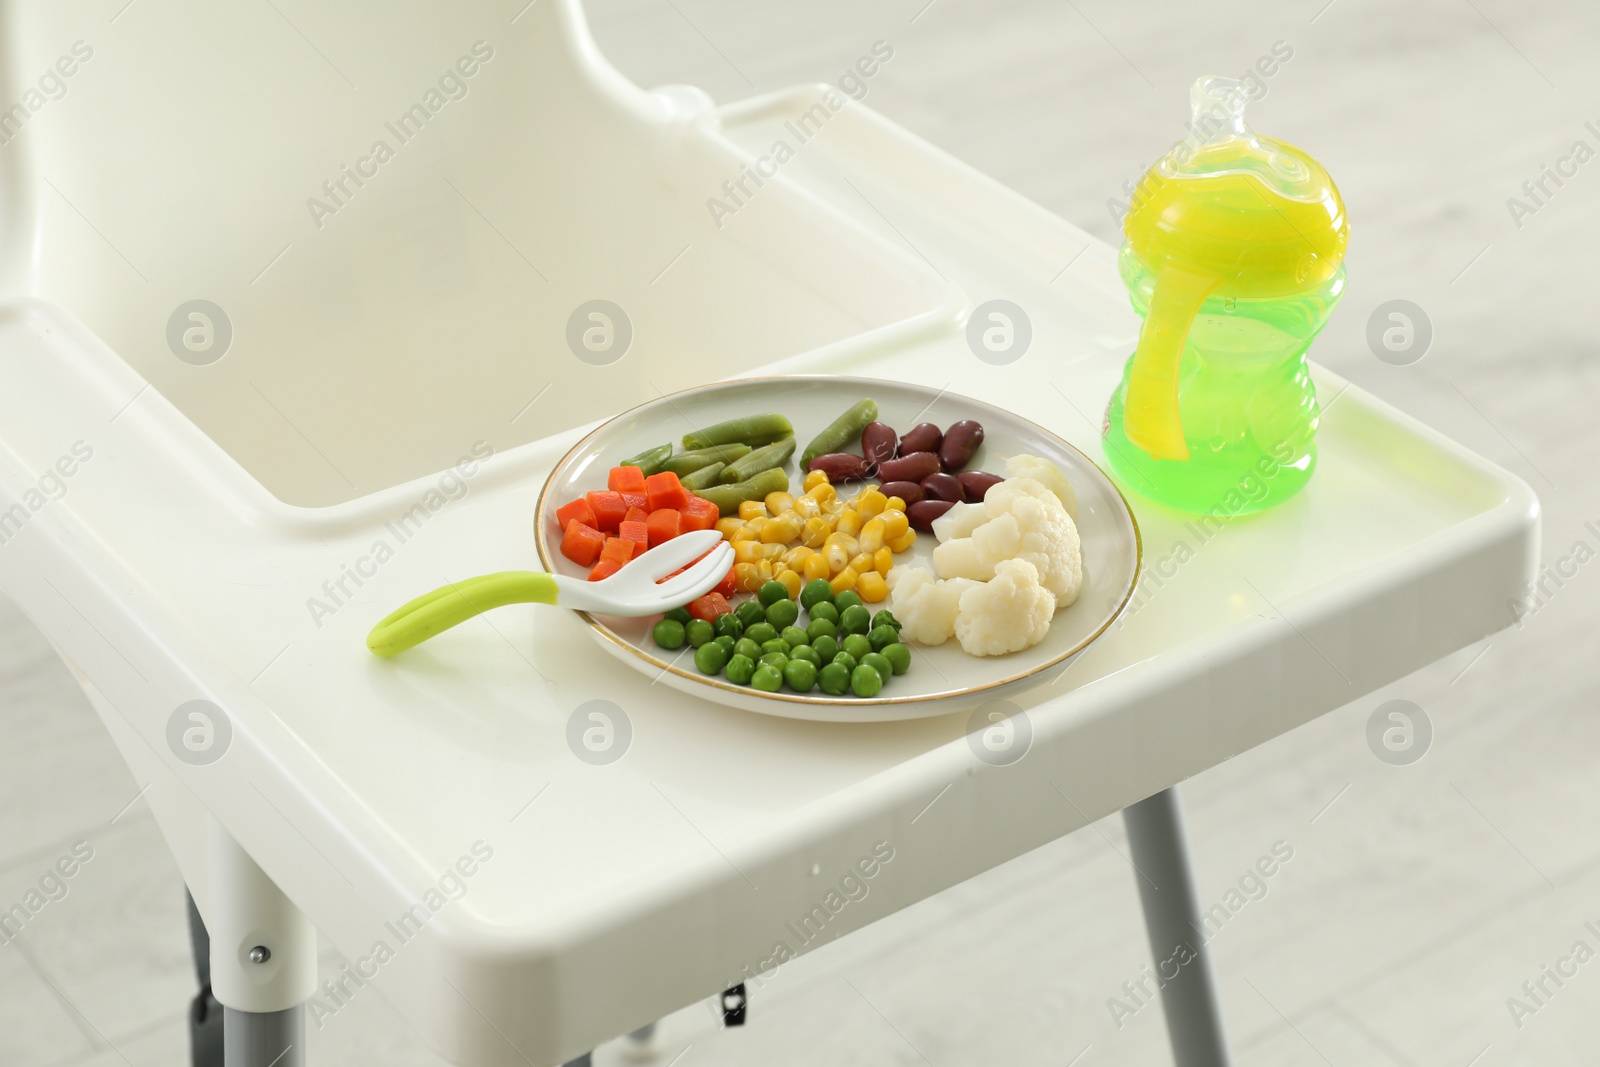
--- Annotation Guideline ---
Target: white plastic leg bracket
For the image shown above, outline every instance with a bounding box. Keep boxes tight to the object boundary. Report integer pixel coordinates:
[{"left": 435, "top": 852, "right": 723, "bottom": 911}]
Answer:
[{"left": 207, "top": 817, "right": 317, "bottom": 1014}]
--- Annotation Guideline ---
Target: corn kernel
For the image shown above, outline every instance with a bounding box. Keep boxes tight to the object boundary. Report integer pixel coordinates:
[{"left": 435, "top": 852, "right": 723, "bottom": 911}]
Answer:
[
  {"left": 823, "top": 539, "right": 852, "bottom": 574},
  {"left": 880, "top": 510, "right": 909, "bottom": 541},
  {"left": 856, "top": 571, "right": 888, "bottom": 603},
  {"left": 782, "top": 545, "right": 816, "bottom": 569},
  {"left": 858, "top": 516, "right": 887, "bottom": 553},
  {"left": 802, "top": 516, "right": 832, "bottom": 548},
  {"left": 755, "top": 559, "right": 775, "bottom": 581},
  {"left": 776, "top": 568, "right": 803, "bottom": 599},
  {"left": 738, "top": 500, "right": 768, "bottom": 521},
  {"left": 830, "top": 567, "right": 859, "bottom": 594},
  {"left": 734, "top": 523, "right": 760, "bottom": 541},
  {"left": 759, "top": 515, "right": 801, "bottom": 544},
  {"left": 764, "top": 491, "right": 795, "bottom": 515},
  {"left": 802, "top": 553, "right": 831, "bottom": 582},
  {"left": 873, "top": 546, "right": 893, "bottom": 574},
  {"left": 887, "top": 528, "right": 917, "bottom": 553},
  {"left": 760, "top": 542, "right": 786, "bottom": 561},
  {"left": 803, "top": 469, "right": 830, "bottom": 491},
  {"left": 716, "top": 517, "right": 744, "bottom": 539},
  {"left": 732, "top": 539, "right": 764, "bottom": 564},
  {"left": 733, "top": 562, "right": 764, "bottom": 592},
  {"left": 885, "top": 496, "right": 906, "bottom": 512},
  {"left": 793, "top": 495, "right": 820, "bottom": 520},
  {"left": 836, "top": 508, "right": 862, "bottom": 537},
  {"left": 848, "top": 551, "right": 875, "bottom": 575},
  {"left": 857, "top": 490, "right": 888, "bottom": 520}
]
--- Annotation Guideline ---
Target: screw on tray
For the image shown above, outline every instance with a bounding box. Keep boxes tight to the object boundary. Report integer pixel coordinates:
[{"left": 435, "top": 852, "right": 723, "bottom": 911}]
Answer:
[{"left": 721, "top": 982, "right": 747, "bottom": 1027}]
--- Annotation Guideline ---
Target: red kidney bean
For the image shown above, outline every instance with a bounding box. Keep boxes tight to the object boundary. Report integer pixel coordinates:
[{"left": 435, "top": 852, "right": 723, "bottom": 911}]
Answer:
[
  {"left": 807, "top": 452, "right": 871, "bottom": 481},
  {"left": 920, "top": 472, "right": 965, "bottom": 503},
  {"left": 958, "top": 471, "right": 1004, "bottom": 502},
  {"left": 939, "top": 420, "right": 985, "bottom": 471},
  {"left": 879, "top": 480, "right": 925, "bottom": 506},
  {"left": 899, "top": 422, "right": 943, "bottom": 456},
  {"left": 906, "top": 499, "right": 956, "bottom": 531},
  {"left": 876, "top": 451, "right": 941, "bottom": 483},
  {"left": 861, "top": 422, "right": 898, "bottom": 467}
]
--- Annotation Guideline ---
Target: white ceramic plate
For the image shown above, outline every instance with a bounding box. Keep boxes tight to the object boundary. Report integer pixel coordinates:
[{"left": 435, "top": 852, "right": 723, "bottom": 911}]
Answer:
[{"left": 535, "top": 376, "right": 1140, "bottom": 722}]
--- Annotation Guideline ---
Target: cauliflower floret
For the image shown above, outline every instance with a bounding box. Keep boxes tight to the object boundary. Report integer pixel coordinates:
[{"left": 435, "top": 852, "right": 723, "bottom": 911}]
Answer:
[
  {"left": 1003, "top": 454, "right": 1078, "bottom": 519},
  {"left": 931, "top": 502, "right": 988, "bottom": 542},
  {"left": 887, "top": 565, "right": 973, "bottom": 646},
  {"left": 954, "top": 559, "right": 1055, "bottom": 656},
  {"left": 929, "top": 479, "right": 1083, "bottom": 608},
  {"left": 983, "top": 476, "right": 1060, "bottom": 518},
  {"left": 931, "top": 535, "right": 991, "bottom": 582}
]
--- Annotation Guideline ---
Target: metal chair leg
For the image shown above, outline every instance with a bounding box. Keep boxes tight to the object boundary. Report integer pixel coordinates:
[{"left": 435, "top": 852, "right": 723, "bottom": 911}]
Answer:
[{"left": 187, "top": 891, "right": 225, "bottom": 1067}]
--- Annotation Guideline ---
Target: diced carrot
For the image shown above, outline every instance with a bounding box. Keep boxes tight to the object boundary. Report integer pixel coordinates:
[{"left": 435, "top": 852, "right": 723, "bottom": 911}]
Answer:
[
  {"left": 687, "top": 592, "right": 731, "bottom": 621},
  {"left": 560, "top": 521, "right": 605, "bottom": 566},
  {"left": 645, "top": 508, "right": 681, "bottom": 548},
  {"left": 600, "top": 536, "right": 635, "bottom": 566},
  {"left": 713, "top": 565, "right": 736, "bottom": 598},
  {"left": 555, "top": 497, "right": 597, "bottom": 533},
  {"left": 645, "top": 471, "right": 690, "bottom": 512},
  {"left": 618, "top": 520, "right": 649, "bottom": 557},
  {"left": 586, "top": 490, "right": 626, "bottom": 532},
  {"left": 679, "top": 495, "right": 719, "bottom": 532},
  {"left": 608, "top": 465, "right": 647, "bottom": 494},
  {"left": 620, "top": 491, "right": 648, "bottom": 512},
  {"left": 624, "top": 506, "right": 649, "bottom": 525},
  {"left": 588, "top": 558, "right": 623, "bottom": 582}
]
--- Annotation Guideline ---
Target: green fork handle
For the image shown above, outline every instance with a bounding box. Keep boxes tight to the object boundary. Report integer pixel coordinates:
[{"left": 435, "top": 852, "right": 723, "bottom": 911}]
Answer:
[{"left": 366, "top": 571, "right": 560, "bottom": 658}]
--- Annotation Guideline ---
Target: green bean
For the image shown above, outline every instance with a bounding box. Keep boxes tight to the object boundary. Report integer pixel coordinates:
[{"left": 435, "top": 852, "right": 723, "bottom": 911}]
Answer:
[
  {"left": 679, "top": 462, "right": 726, "bottom": 491},
  {"left": 620, "top": 443, "right": 673, "bottom": 476},
  {"left": 682, "top": 414, "right": 794, "bottom": 451},
  {"left": 719, "top": 437, "right": 795, "bottom": 484},
  {"left": 662, "top": 444, "right": 751, "bottom": 477},
  {"left": 800, "top": 399, "right": 878, "bottom": 467},
  {"left": 696, "top": 467, "right": 790, "bottom": 515}
]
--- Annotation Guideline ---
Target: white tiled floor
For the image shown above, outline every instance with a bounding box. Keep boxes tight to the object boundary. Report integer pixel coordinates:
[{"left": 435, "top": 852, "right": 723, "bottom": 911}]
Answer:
[{"left": 5, "top": 1, "right": 1599, "bottom": 1065}]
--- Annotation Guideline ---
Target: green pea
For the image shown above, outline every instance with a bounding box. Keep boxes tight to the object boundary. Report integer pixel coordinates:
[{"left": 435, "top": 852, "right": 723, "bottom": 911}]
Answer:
[
  {"left": 714, "top": 634, "right": 736, "bottom": 654},
  {"left": 872, "top": 609, "right": 902, "bottom": 632},
  {"left": 735, "top": 599, "right": 766, "bottom": 627},
  {"left": 800, "top": 578, "right": 835, "bottom": 611},
  {"left": 758, "top": 580, "right": 790, "bottom": 607},
  {"left": 881, "top": 642, "right": 911, "bottom": 676},
  {"left": 850, "top": 662, "right": 883, "bottom": 697},
  {"left": 744, "top": 622, "right": 778, "bottom": 645},
  {"left": 790, "top": 644, "right": 821, "bottom": 666},
  {"left": 868, "top": 625, "right": 899, "bottom": 651},
  {"left": 781, "top": 625, "right": 811, "bottom": 648},
  {"left": 841, "top": 633, "right": 872, "bottom": 661},
  {"left": 839, "top": 604, "right": 871, "bottom": 636},
  {"left": 832, "top": 651, "right": 858, "bottom": 674},
  {"left": 811, "top": 634, "right": 840, "bottom": 663},
  {"left": 809, "top": 601, "right": 840, "bottom": 625},
  {"left": 760, "top": 638, "right": 791, "bottom": 658},
  {"left": 715, "top": 614, "right": 744, "bottom": 640},
  {"left": 664, "top": 606, "right": 693, "bottom": 625},
  {"left": 652, "top": 619, "right": 686, "bottom": 649},
  {"left": 751, "top": 664, "right": 784, "bottom": 692},
  {"left": 734, "top": 637, "right": 762, "bottom": 661},
  {"left": 860, "top": 652, "right": 892, "bottom": 685},
  {"left": 724, "top": 653, "right": 756, "bottom": 685},
  {"left": 818, "top": 661, "right": 851, "bottom": 695},
  {"left": 765, "top": 598, "right": 800, "bottom": 629},
  {"left": 685, "top": 619, "right": 714, "bottom": 647},
  {"left": 758, "top": 653, "right": 788, "bottom": 673},
  {"left": 807, "top": 618, "right": 838, "bottom": 643},
  {"left": 834, "top": 590, "right": 864, "bottom": 614},
  {"left": 694, "top": 641, "right": 729, "bottom": 675},
  {"left": 783, "top": 658, "right": 818, "bottom": 693}
]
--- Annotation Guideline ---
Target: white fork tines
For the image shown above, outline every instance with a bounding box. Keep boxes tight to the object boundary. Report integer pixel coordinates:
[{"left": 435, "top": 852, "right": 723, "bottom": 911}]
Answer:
[{"left": 555, "top": 529, "right": 734, "bottom": 616}]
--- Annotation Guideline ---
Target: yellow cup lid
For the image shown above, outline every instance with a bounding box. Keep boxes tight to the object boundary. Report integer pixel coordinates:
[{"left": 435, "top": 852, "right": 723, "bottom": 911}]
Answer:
[{"left": 1125, "top": 76, "right": 1347, "bottom": 296}]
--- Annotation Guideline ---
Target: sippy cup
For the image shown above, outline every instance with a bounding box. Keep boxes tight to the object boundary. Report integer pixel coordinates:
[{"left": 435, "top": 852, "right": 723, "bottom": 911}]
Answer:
[{"left": 1103, "top": 75, "right": 1348, "bottom": 515}]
